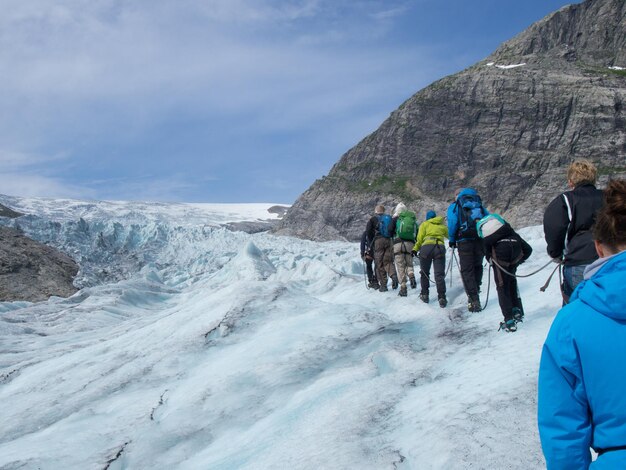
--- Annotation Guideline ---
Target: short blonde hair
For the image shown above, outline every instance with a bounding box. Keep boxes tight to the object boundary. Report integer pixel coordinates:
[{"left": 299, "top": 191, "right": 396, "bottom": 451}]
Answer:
[{"left": 567, "top": 159, "right": 597, "bottom": 187}]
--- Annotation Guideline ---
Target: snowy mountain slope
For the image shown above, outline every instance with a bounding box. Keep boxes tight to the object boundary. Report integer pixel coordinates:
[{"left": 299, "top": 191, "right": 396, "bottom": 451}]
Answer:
[{"left": 0, "top": 198, "right": 560, "bottom": 469}]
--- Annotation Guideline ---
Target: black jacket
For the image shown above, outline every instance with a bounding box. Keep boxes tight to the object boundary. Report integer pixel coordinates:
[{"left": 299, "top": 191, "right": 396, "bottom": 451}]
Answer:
[
  {"left": 360, "top": 231, "right": 371, "bottom": 257},
  {"left": 365, "top": 215, "right": 379, "bottom": 246},
  {"left": 483, "top": 223, "right": 532, "bottom": 267},
  {"left": 543, "top": 184, "right": 603, "bottom": 266}
]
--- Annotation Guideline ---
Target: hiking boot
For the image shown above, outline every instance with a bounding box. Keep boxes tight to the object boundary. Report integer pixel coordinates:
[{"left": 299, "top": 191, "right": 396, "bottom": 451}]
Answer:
[
  {"left": 419, "top": 293, "right": 429, "bottom": 303},
  {"left": 499, "top": 319, "right": 517, "bottom": 332},
  {"left": 512, "top": 307, "right": 524, "bottom": 322},
  {"left": 391, "top": 276, "right": 399, "bottom": 290},
  {"left": 368, "top": 281, "right": 380, "bottom": 290},
  {"left": 398, "top": 286, "right": 408, "bottom": 297},
  {"left": 438, "top": 296, "right": 447, "bottom": 308},
  {"left": 409, "top": 275, "right": 417, "bottom": 289},
  {"left": 468, "top": 296, "right": 482, "bottom": 312},
  {"left": 379, "top": 285, "right": 388, "bottom": 292}
]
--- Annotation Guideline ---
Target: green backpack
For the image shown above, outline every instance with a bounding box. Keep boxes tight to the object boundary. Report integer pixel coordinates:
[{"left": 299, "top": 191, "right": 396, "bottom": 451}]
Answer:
[{"left": 396, "top": 211, "right": 417, "bottom": 241}]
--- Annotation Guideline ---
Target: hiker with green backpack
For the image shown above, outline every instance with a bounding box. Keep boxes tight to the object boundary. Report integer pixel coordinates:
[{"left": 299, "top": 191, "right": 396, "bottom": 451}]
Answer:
[
  {"left": 412, "top": 210, "right": 448, "bottom": 307},
  {"left": 390, "top": 203, "right": 418, "bottom": 297},
  {"left": 477, "top": 213, "right": 532, "bottom": 332}
]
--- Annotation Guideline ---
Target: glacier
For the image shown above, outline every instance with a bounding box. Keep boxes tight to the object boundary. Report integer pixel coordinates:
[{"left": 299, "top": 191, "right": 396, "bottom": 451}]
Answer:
[{"left": 0, "top": 195, "right": 559, "bottom": 469}]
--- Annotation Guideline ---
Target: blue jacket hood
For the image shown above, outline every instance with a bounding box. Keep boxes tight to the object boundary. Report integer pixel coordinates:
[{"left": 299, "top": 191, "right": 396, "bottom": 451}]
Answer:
[
  {"left": 457, "top": 188, "right": 478, "bottom": 199},
  {"left": 572, "top": 250, "right": 626, "bottom": 321}
]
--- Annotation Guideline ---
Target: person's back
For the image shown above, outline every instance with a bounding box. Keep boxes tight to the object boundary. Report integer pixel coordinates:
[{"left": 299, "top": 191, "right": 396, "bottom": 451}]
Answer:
[
  {"left": 447, "top": 188, "right": 488, "bottom": 312},
  {"left": 539, "top": 251, "right": 626, "bottom": 468},
  {"left": 360, "top": 230, "right": 378, "bottom": 289},
  {"left": 543, "top": 159, "right": 603, "bottom": 303},
  {"left": 539, "top": 179, "right": 626, "bottom": 469},
  {"left": 390, "top": 202, "right": 416, "bottom": 295},
  {"left": 414, "top": 211, "right": 448, "bottom": 307},
  {"left": 366, "top": 204, "right": 398, "bottom": 292},
  {"left": 478, "top": 214, "right": 532, "bottom": 331}
]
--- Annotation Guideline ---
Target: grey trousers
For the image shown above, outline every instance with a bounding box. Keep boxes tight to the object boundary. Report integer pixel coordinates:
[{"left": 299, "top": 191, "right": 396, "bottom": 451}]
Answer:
[{"left": 419, "top": 244, "right": 446, "bottom": 298}]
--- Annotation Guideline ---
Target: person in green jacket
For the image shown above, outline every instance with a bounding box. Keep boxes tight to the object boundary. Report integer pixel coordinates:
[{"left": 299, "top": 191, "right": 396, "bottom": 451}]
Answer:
[{"left": 412, "top": 210, "right": 449, "bottom": 308}]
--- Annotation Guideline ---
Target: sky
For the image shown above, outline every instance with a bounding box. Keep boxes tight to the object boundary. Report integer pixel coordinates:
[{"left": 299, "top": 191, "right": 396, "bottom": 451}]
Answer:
[
  {"left": 0, "top": 198, "right": 558, "bottom": 468},
  {"left": 0, "top": 0, "right": 580, "bottom": 204}
]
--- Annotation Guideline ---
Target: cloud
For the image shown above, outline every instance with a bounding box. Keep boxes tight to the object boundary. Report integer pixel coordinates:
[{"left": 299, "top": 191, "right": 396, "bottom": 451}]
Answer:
[
  {"left": 0, "top": 0, "right": 446, "bottom": 201},
  {"left": 85, "top": 174, "right": 218, "bottom": 203},
  {"left": 0, "top": 172, "right": 92, "bottom": 199}
]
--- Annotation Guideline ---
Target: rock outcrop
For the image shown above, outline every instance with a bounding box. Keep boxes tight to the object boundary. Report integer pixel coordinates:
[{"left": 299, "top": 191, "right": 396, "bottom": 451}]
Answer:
[
  {"left": 275, "top": 0, "right": 626, "bottom": 241},
  {"left": 0, "top": 205, "right": 79, "bottom": 302},
  {"left": 0, "top": 203, "right": 23, "bottom": 219}
]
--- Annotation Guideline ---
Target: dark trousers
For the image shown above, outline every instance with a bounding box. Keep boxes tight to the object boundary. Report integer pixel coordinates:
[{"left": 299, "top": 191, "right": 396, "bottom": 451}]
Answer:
[
  {"left": 494, "top": 264, "right": 523, "bottom": 321},
  {"left": 365, "top": 257, "right": 377, "bottom": 284},
  {"left": 419, "top": 244, "right": 446, "bottom": 298},
  {"left": 457, "top": 239, "right": 484, "bottom": 299}
]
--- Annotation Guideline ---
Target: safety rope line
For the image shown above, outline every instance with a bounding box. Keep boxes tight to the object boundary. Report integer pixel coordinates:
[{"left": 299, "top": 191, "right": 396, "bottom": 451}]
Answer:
[
  {"left": 489, "top": 257, "right": 557, "bottom": 279},
  {"left": 481, "top": 263, "right": 492, "bottom": 311}
]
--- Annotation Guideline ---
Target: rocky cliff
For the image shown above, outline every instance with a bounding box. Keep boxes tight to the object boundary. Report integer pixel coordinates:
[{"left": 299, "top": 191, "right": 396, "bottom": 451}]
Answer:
[
  {"left": 0, "top": 204, "right": 79, "bottom": 302},
  {"left": 275, "top": 0, "right": 626, "bottom": 241}
]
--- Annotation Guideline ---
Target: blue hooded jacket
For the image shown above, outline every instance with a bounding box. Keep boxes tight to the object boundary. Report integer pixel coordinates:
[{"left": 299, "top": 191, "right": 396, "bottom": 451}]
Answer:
[
  {"left": 446, "top": 188, "right": 488, "bottom": 243},
  {"left": 538, "top": 250, "right": 626, "bottom": 469}
]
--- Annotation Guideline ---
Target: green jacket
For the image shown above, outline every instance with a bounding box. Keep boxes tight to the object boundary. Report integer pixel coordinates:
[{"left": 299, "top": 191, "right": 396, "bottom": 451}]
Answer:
[{"left": 413, "top": 216, "right": 448, "bottom": 251}]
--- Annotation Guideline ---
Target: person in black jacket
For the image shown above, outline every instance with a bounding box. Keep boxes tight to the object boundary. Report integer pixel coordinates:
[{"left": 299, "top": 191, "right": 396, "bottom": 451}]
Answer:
[
  {"left": 543, "top": 160, "right": 603, "bottom": 304},
  {"left": 360, "top": 230, "right": 378, "bottom": 289},
  {"left": 479, "top": 215, "right": 532, "bottom": 332}
]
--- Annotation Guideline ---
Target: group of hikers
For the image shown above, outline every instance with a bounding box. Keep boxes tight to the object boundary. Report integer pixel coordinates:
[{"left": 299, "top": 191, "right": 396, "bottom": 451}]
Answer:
[
  {"left": 360, "top": 183, "right": 532, "bottom": 332},
  {"left": 360, "top": 159, "right": 613, "bottom": 333},
  {"left": 361, "top": 158, "right": 626, "bottom": 468}
]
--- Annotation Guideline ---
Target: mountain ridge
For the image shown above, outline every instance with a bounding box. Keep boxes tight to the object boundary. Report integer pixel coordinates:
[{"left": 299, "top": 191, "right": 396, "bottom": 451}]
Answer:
[{"left": 275, "top": 0, "right": 626, "bottom": 241}]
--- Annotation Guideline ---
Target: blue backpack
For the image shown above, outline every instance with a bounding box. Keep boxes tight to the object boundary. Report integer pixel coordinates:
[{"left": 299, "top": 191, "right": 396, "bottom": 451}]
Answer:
[
  {"left": 456, "top": 192, "right": 485, "bottom": 240},
  {"left": 377, "top": 214, "right": 393, "bottom": 238}
]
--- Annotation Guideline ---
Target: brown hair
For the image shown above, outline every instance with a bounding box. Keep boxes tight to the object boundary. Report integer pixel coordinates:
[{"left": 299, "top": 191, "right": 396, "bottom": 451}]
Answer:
[
  {"left": 567, "top": 159, "right": 597, "bottom": 187},
  {"left": 593, "top": 179, "right": 626, "bottom": 251}
]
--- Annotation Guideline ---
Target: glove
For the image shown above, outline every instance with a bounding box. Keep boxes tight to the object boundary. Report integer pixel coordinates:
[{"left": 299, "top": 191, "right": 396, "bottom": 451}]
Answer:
[
  {"left": 552, "top": 257, "right": 562, "bottom": 264},
  {"left": 449, "top": 241, "right": 456, "bottom": 249},
  {"left": 411, "top": 250, "right": 418, "bottom": 257}
]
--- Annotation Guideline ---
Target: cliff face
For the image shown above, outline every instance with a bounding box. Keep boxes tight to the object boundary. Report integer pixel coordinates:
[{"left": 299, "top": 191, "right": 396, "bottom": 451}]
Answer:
[
  {"left": 0, "top": 205, "right": 79, "bottom": 302},
  {"left": 275, "top": 0, "right": 626, "bottom": 241}
]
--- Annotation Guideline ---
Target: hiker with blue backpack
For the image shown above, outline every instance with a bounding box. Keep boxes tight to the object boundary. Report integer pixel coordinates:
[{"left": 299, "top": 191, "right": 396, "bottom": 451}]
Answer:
[
  {"left": 447, "top": 188, "right": 489, "bottom": 312},
  {"left": 477, "top": 214, "right": 532, "bottom": 332},
  {"left": 412, "top": 210, "right": 448, "bottom": 307},
  {"left": 365, "top": 204, "right": 399, "bottom": 292},
  {"left": 390, "top": 203, "right": 418, "bottom": 297}
]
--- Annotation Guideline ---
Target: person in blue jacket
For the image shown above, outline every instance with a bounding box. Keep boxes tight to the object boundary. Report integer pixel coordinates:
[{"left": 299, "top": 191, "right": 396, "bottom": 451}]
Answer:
[
  {"left": 447, "top": 187, "right": 489, "bottom": 312},
  {"left": 538, "top": 179, "right": 626, "bottom": 469}
]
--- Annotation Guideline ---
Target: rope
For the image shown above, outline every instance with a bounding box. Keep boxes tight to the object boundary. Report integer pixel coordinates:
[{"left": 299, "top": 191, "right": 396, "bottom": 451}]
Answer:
[
  {"left": 540, "top": 262, "right": 562, "bottom": 292},
  {"left": 447, "top": 251, "right": 454, "bottom": 288},
  {"left": 489, "top": 257, "right": 556, "bottom": 279},
  {"left": 481, "top": 263, "right": 492, "bottom": 311},
  {"left": 419, "top": 269, "right": 437, "bottom": 285},
  {"left": 452, "top": 249, "right": 467, "bottom": 293}
]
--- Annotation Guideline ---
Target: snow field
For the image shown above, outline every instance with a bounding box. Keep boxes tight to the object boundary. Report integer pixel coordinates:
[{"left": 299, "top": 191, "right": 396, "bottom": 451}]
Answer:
[{"left": 0, "top": 201, "right": 560, "bottom": 469}]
